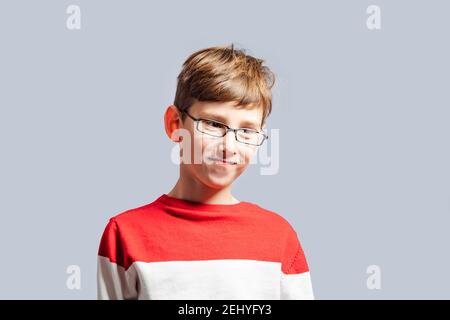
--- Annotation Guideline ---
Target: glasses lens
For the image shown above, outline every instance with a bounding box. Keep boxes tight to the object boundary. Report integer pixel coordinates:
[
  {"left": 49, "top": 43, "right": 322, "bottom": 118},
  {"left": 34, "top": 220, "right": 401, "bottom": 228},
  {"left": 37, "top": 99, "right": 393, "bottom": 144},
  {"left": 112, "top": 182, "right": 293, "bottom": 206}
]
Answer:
[
  {"left": 197, "top": 120, "right": 227, "bottom": 137},
  {"left": 236, "top": 130, "right": 265, "bottom": 146}
]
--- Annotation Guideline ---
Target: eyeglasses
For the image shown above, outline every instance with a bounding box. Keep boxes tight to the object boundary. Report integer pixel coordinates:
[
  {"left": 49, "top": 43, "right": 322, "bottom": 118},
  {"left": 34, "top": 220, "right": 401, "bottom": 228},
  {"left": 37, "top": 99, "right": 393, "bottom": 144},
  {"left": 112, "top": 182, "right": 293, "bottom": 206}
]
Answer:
[{"left": 180, "top": 109, "right": 268, "bottom": 146}]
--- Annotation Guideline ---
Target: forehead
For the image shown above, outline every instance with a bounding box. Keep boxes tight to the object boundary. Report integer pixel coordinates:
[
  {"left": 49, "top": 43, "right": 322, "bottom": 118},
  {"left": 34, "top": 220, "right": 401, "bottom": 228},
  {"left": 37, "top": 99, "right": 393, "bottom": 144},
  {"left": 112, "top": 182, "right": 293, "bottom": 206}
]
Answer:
[{"left": 189, "top": 100, "right": 264, "bottom": 129}]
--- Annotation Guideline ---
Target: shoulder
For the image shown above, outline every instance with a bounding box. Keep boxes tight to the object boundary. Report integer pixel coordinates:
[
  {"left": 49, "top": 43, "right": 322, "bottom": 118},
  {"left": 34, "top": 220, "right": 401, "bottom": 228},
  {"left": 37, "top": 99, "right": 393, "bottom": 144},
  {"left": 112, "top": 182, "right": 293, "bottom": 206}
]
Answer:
[
  {"left": 245, "top": 201, "right": 297, "bottom": 235},
  {"left": 104, "top": 198, "right": 165, "bottom": 231}
]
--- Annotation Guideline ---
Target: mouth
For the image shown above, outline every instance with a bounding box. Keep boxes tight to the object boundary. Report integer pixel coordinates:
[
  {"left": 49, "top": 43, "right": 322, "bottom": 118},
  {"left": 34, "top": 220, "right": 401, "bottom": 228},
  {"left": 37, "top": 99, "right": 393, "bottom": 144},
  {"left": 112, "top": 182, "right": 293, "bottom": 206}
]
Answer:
[{"left": 207, "top": 157, "right": 238, "bottom": 165}]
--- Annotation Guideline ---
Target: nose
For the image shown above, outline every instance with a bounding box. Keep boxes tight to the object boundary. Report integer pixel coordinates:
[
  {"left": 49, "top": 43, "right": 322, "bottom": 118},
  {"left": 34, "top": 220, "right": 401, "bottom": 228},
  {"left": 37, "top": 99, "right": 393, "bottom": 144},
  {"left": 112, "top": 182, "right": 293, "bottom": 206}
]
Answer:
[{"left": 220, "top": 129, "right": 238, "bottom": 156}]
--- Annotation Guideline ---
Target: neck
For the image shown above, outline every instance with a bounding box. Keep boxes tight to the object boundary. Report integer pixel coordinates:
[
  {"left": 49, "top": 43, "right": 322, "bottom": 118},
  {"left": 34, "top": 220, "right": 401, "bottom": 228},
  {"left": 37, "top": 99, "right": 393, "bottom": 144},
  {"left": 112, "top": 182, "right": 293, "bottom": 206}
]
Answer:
[{"left": 167, "top": 165, "right": 239, "bottom": 205}]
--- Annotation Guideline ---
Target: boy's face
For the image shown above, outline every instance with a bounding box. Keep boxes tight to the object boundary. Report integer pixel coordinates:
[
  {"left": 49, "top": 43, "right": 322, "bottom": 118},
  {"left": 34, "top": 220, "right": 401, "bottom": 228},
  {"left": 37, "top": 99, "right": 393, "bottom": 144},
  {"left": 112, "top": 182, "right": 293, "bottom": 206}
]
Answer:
[{"left": 170, "top": 100, "right": 264, "bottom": 190}]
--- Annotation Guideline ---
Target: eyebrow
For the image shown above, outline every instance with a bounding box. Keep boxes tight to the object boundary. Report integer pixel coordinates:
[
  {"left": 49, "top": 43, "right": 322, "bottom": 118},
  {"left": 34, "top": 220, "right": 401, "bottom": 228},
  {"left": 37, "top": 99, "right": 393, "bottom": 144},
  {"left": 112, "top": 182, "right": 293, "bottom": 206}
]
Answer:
[{"left": 199, "top": 113, "right": 260, "bottom": 130}]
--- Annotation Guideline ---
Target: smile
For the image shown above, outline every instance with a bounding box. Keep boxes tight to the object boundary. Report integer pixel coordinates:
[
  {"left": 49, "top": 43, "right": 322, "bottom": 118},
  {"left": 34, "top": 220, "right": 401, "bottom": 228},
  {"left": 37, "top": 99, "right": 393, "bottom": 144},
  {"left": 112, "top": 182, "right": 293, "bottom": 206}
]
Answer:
[{"left": 207, "top": 157, "right": 238, "bottom": 165}]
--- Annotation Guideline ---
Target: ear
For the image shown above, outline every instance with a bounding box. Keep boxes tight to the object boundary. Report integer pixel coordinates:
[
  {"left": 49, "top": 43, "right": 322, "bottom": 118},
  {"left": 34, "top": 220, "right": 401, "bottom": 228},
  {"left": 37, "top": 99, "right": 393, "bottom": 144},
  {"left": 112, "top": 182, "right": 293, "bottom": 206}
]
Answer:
[{"left": 164, "top": 105, "right": 183, "bottom": 142}]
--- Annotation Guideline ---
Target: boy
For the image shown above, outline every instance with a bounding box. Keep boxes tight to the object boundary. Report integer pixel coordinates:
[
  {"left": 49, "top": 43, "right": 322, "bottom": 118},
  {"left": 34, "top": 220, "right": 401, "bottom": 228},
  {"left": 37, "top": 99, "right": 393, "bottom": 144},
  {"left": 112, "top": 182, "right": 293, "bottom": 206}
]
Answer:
[{"left": 97, "top": 44, "right": 314, "bottom": 300}]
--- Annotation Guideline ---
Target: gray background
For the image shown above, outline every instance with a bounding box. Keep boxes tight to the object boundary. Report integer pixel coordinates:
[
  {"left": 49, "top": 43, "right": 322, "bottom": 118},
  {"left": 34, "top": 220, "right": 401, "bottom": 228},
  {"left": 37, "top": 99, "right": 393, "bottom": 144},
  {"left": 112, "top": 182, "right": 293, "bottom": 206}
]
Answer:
[{"left": 0, "top": 0, "right": 449, "bottom": 299}]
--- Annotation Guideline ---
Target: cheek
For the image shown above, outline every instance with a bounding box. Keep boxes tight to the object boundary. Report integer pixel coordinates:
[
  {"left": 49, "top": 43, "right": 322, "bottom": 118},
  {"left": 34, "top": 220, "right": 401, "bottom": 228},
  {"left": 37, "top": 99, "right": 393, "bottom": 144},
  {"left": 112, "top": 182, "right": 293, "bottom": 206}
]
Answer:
[
  {"left": 197, "top": 135, "right": 221, "bottom": 159},
  {"left": 179, "top": 130, "right": 201, "bottom": 164},
  {"left": 185, "top": 135, "right": 218, "bottom": 167},
  {"left": 197, "top": 135, "right": 210, "bottom": 157},
  {"left": 238, "top": 146, "right": 257, "bottom": 164}
]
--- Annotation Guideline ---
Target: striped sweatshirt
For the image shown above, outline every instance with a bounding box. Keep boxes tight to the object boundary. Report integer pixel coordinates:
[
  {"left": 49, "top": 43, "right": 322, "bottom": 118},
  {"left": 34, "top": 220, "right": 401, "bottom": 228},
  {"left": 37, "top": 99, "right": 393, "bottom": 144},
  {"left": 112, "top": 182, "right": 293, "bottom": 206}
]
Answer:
[{"left": 97, "top": 194, "right": 314, "bottom": 300}]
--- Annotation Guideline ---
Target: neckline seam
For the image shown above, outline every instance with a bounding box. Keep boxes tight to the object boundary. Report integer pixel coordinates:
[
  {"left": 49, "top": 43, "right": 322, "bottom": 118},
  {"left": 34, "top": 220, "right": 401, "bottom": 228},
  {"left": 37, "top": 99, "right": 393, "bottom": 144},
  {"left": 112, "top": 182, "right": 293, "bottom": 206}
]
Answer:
[{"left": 157, "top": 194, "right": 250, "bottom": 211}]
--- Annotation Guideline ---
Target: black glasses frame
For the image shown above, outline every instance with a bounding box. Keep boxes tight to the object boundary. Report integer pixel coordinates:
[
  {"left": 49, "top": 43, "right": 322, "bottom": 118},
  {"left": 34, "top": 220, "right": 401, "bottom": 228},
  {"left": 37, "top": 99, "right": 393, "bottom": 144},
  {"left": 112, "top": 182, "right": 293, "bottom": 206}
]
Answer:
[{"left": 180, "top": 109, "right": 269, "bottom": 146}]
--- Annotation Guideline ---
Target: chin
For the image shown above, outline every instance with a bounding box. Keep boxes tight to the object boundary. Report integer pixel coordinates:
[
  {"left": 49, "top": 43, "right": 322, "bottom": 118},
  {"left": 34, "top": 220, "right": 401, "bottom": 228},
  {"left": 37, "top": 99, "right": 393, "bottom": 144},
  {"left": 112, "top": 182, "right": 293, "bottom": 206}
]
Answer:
[{"left": 202, "top": 175, "right": 235, "bottom": 189}]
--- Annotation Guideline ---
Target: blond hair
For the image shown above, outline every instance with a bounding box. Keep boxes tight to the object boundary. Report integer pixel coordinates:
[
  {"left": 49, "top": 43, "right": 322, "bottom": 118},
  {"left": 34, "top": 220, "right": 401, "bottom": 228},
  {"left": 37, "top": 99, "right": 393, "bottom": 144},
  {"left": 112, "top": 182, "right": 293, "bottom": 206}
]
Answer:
[{"left": 173, "top": 44, "right": 275, "bottom": 128}]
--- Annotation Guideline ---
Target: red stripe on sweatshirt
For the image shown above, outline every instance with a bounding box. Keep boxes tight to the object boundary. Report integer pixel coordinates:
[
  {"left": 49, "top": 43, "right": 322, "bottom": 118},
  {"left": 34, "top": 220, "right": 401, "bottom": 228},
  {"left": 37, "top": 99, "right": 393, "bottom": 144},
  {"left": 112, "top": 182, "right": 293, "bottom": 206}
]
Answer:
[{"left": 98, "top": 194, "right": 309, "bottom": 274}]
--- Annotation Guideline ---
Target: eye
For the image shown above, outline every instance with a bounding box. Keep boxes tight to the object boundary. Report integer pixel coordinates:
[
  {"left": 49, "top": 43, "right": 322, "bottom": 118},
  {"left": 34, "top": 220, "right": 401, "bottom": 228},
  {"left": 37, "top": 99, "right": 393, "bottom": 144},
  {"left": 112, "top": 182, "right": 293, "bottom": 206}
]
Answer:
[
  {"left": 205, "top": 120, "right": 224, "bottom": 128},
  {"left": 242, "top": 128, "right": 258, "bottom": 134},
  {"left": 239, "top": 128, "right": 257, "bottom": 140}
]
